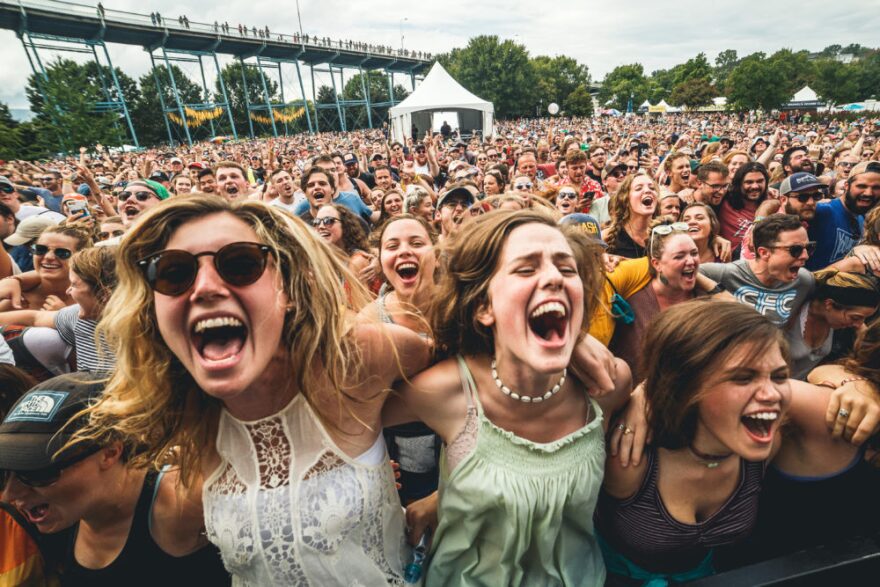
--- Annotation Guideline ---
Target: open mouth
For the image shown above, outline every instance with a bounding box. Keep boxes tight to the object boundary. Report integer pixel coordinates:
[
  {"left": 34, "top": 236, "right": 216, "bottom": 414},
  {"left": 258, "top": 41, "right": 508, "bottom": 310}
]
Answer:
[
  {"left": 122, "top": 205, "right": 140, "bottom": 218},
  {"left": 741, "top": 411, "right": 778, "bottom": 442},
  {"left": 641, "top": 196, "right": 655, "bottom": 207},
  {"left": 225, "top": 185, "right": 239, "bottom": 196},
  {"left": 528, "top": 301, "right": 568, "bottom": 343},
  {"left": 788, "top": 263, "right": 803, "bottom": 279},
  {"left": 395, "top": 262, "right": 419, "bottom": 282},
  {"left": 191, "top": 316, "right": 248, "bottom": 365},
  {"left": 687, "top": 225, "right": 701, "bottom": 234},
  {"left": 682, "top": 268, "right": 696, "bottom": 279},
  {"left": 24, "top": 503, "right": 49, "bottom": 524}
]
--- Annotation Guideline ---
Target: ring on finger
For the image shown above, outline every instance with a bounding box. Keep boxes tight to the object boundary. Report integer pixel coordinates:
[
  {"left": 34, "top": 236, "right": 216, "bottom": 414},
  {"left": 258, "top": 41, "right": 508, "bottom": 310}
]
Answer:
[
  {"left": 617, "top": 423, "right": 627, "bottom": 431},
  {"left": 624, "top": 426, "right": 634, "bottom": 435},
  {"left": 838, "top": 408, "right": 850, "bottom": 419}
]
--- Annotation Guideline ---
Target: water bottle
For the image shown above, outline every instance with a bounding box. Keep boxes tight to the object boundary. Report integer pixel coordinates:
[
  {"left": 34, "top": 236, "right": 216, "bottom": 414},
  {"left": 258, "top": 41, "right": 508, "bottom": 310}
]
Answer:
[{"left": 404, "top": 527, "right": 432, "bottom": 584}]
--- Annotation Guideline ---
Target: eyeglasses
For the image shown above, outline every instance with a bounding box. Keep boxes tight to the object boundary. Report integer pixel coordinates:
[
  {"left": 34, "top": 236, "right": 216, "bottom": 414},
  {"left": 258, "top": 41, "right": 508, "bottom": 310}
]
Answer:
[
  {"left": 312, "top": 217, "right": 340, "bottom": 227},
  {"left": 608, "top": 171, "right": 626, "bottom": 179},
  {"left": 118, "top": 190, "right": 156, "bottom": 203},
  {"left": 557, "top": 190, "right": 579, "bottom": 200},
  {"left": 32, "top": 244, "right": 73, "bottom": 259},
  {"left": 514, "top": 182, "right": 533, "bottom": 190},
  {"left": 415, "top": 148, "right": 426, "bottom": 154},
  {"left": 3, "top": 447, "right": 99, "bottom": 488},
  {"left": 138, "top": 241, "right": 272, "bottom": 296},
  {"left": 649, "top": 222, "right": 689, "bottom": 254},
  {"left": 704, "top": 182, "right": 731, "bottom": 192},
  {"left": 487, "top": 154, "right": 499, "bottom": 160},
  {"left": 838, "top": 161, "right": 855, "bottom": 168},
  {"left": 768, "top": 241, "right": 816, "bottom": 258},
  {"left": 97, "top": 229, "right": 125, "bottom": 241},
  {"left": 792, "top": 191, "right": 823, "bottom": 203}
]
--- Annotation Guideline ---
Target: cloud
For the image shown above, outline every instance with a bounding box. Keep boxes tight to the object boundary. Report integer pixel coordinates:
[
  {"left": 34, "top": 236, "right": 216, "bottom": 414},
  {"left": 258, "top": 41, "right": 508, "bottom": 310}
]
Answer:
[{"left": 0, "top": 0, "right": 877, "bottom": 109}]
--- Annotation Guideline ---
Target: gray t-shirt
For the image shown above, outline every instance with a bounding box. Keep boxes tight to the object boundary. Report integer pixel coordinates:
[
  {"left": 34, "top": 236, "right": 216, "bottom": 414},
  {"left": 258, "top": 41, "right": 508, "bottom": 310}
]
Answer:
[{"left": 699, "top": 259, "right": 815, "bottom": 327}]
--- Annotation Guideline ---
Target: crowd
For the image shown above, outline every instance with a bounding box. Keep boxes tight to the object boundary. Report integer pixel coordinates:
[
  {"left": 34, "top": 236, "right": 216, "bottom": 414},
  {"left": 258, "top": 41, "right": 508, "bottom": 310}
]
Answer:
[{"left": 0, "top": 110, "right": 879, "bottom": 586}]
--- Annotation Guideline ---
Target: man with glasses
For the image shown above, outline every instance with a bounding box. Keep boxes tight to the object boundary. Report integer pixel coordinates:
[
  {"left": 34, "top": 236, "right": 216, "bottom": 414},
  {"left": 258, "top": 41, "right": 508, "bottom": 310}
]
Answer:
[
  {"left": 436, "top": 183, "right": 476, "bottom": 242},
  {"left": 586, "top": 147, "right": 608, "bottom": 184},
  {"left": 412, "top": 141, "right": 439, "bottom": 181},
  {"left": 37, "top": 171, "right": 64, "bottom": 213},
  {"left": 0, "top": 176, "right": 64, "bottom": 224},
  {"left": 700, "top": 214, "right": 816, "bottom": 327},
  {"left": 692, "top": 162, "right": 731, "bottom": 208}
]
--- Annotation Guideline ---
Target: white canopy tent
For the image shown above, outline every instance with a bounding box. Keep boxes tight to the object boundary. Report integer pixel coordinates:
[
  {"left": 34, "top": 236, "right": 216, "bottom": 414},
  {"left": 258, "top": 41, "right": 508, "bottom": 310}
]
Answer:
[
  {"left": 784, "top": 86, "right": 825, "bottom": 110},
  {"left": 389, "top": 63, "right": 494, "bottom": 143}
]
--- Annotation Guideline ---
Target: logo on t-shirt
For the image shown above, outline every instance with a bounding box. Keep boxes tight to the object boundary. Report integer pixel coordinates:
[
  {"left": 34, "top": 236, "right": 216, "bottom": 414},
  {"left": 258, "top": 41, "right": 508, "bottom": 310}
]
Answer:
[
  {"left": 830, "top": 227, "right": 859, "bottom": 264},
  {"left": 734, "top": 286, "right": 798, "bottom": 323}
]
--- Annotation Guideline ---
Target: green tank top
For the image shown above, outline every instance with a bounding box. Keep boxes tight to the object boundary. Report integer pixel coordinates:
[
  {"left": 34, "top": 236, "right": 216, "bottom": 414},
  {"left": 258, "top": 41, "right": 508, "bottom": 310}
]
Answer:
[{"left": 425, "top": 356, "right": 607, "bottom": 586}]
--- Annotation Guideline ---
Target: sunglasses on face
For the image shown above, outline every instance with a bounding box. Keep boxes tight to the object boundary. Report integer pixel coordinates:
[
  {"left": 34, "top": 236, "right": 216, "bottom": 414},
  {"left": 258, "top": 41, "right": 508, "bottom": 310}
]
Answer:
[
  {"left": 98, "top": 229, "right": 125, "bottom": 241},
  {"left": 838, "top": 161, "right": 855, "bottom": 168},
  {"left": 514, "top": 182, "right": 533, "bottom": 190},
  {"left": 118, "top": 190, "right": 156, "bottom": 203},
  {"left": 3, "top": 447, "right": 99, "bottom": 488},
  {"left": 793, "top": 191, "right": 823, "bottom": 203},
  {"left": 138, "top": 241, "right": 272, "bottom": 296},
  {"left": 557, "top": 190, "right": 579, "bottom": 200},
  {"left": 0, "top": 185, "right": 13, "bottom": 193},
  {"left": 312, "top": 217, "right": 340, "bottom": 227},
  {"left": 768, "top": 241, "right": 817, "bottom": 258},
  {"left": 32, "top": 244, "right": 73, "bottom": 259}
]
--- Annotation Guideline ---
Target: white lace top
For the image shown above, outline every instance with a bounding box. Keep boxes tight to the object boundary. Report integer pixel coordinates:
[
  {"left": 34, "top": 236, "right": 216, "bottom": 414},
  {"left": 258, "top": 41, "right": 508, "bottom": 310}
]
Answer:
[{"left": 203, "top": 393, "right": 409, "bottom": 586}]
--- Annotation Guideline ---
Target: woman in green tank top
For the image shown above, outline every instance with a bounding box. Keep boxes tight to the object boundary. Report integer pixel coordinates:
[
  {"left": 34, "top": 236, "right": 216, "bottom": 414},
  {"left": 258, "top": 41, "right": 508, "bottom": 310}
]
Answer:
[{"left": 394, "top": 210, "right": 632, "bottom": 586}]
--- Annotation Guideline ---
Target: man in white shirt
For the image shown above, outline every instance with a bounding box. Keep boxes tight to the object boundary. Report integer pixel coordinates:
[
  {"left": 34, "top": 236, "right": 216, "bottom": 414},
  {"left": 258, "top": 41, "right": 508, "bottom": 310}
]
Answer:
[{"left": 268, "top": 169, "right": 298, "bottom": 213}]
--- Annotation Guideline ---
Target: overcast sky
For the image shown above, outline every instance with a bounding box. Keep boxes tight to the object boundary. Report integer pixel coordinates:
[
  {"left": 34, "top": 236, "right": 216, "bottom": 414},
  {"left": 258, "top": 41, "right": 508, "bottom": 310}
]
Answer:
[{"left": 1, "top": 0, "right": 878, "bottom": 111}]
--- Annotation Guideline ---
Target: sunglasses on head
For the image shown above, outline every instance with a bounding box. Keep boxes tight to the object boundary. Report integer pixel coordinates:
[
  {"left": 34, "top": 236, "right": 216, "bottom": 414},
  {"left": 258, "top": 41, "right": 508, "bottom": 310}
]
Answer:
[
  {"left": 768, "top": 241, "right": 817, "bottom": 258},
  {"left": 98, "top": 229, "right": 125, "bottom": 241},
  {"left": 312, "top": 217, "right": 340, "bottom": 227},
  {"left": 138, "top": 241, "right": 272, "bottom": 296},
  {"left": 3, "top": 447, "right": 99, "bottom": 488},
  {"left": 649, "top": 222, "right": 689, "bottom": 252},
  {"left": 118, "top": 190, "right": 156, "bottom": 203},
  {"left": 32, "top": 244, "right": 73, "bottom": 259},
  {"left": 792, "top": 190, "right": 823, "bottom": 203}
]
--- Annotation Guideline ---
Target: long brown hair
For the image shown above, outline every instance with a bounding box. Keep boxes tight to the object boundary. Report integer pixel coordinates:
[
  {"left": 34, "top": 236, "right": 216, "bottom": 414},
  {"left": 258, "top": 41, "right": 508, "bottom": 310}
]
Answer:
[
  {"left": 642, "top": 300, "right": 787, "bottom": 449},
  {"left": 431, "top": 209, "right": 603, "bottom": 357},
  {"left": 604, "top": 173, "right": 660, "bottom": 255}
]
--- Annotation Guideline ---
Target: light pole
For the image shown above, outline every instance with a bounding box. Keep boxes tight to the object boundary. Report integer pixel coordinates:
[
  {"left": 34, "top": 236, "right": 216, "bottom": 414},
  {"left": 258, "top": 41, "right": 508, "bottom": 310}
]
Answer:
[
  {"left": 399, "top": 17, "right": 408, "bottom": 50},
  {"left": 295, "top": 0, "right": 304, "bottom": 37}
]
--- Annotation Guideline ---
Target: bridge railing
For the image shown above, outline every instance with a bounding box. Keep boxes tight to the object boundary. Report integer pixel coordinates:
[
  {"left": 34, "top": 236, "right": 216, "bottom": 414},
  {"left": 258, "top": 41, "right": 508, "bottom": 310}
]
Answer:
[{"left": 15, "top": 0, "right": 432, "bottom": 61}]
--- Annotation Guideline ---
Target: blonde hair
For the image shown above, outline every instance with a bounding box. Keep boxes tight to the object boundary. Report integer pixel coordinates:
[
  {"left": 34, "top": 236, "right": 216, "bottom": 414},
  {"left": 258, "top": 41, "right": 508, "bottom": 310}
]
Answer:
[
  {"left": 75, "top": 195, "right": 369, "bottom": 486},
  {"left": 431, "top": 209, "right": 602, "bottom": 357}
]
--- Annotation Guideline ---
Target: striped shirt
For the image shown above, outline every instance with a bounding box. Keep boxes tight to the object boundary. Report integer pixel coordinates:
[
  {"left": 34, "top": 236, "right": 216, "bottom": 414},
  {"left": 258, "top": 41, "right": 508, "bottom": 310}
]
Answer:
[
  {"left": 596, "top": 447, "right": 764, "bottom": 575},
  {"left": 53, "top": 304, "right": 115, "bottom": 374}
]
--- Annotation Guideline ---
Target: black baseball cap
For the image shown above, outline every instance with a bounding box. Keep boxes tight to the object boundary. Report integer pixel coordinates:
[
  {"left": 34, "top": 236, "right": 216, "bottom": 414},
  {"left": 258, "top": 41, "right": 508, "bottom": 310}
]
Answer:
[{"left": 0, "top": 373, "right": 104, "bottom": 471}]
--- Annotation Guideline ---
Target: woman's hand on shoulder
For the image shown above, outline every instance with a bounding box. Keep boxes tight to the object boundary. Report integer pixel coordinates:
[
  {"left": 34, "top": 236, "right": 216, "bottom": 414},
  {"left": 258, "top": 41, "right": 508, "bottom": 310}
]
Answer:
[
  {"left": 571, "top": 334, "right": 622, "bottom": 398},
  {"left": 608, "top": 379, "right": 650, "bottom": 468},
  {"left": 825, "top": 379, "right": 880, "bottom": 445},
  {"left": 354, "top": 320, "right": 432, "bottom": 385},
  {"left": 392, "top": 357, "right": 468, "bottom": 443}
]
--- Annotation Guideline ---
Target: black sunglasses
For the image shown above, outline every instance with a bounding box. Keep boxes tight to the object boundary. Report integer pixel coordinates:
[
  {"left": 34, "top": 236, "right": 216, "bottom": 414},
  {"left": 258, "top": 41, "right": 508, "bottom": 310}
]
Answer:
[
  {"left": 793, "top": 191, "right": 823, "bottom": 203},
  {"left": 3, "top": 447, "right": 100, "bottom": 488},
  {"left": 0, "top": 184, "right": 13, "bottom": 193},
  {"left": 118, "top": 190, "right": 156, "bottom": 203},
  {"left": 768, "top": 241, "right": 817, "bottom": 258},
  {"left": 138, "top": 242, "right": 272, "bottom": 296},
  {"left": 312, "top": 217, "right": 340, "bottom": 227},
  {"left": 32, "top": 244, "right": 73, "bottom": 259}
]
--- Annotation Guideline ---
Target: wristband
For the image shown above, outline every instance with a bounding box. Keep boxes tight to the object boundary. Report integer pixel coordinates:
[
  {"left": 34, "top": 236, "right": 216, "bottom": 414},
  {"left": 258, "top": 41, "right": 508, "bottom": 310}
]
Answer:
[{"left": 839, "top": 377, "right": 869, "bottom": 387}]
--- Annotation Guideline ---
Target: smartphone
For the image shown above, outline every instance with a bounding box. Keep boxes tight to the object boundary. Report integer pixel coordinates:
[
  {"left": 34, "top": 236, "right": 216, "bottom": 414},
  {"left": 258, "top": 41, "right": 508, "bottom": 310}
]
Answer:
[{"left": 68, "top": 201, "right": 89, "bottom": 217}]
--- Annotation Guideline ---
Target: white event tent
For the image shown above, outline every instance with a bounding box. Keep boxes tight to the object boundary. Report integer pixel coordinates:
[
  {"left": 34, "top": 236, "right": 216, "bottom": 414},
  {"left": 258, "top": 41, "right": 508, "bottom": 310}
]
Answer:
[{"left": 389, "top": 63, "right": 494, "bottom": 143}]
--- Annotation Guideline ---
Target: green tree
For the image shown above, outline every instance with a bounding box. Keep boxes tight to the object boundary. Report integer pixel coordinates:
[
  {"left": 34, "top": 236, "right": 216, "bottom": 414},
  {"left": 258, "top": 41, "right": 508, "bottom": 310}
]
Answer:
[
  {"left": 341, "top": 70, "right": 411, "bottom": 128},
  {"left": 564, "top": 86, "right": 594, "bottom": 117},
  {"left": 531, "top": 55, "right": 591, "bottom": 113},
  {"left": 216, "top": 61, "right": 279, "bottom": 138},
  {"left": 646, "top": 67, "right": 679, "bottom": 103},
  {"left": 766, "top": 49, "right": 816, "bottom": 96},
  {"left": 134, "top": 65, "right": 209, "bottom": 146},
  {"left": 0, "top": 102, "right": 22, "bottom": 160},
  {"left": 437, "top": 35, "right": 538, "bottom": 118},
  {"left": 713, "top": 49, "right": 739, "bottom": 92},
  {"left": 854, "top": 51, "right": 880, "bottom": 100},
  {"left": 812, "top": 59, "right": 860, "bottom": 106},
  {"left": 316, "top": 85, "right": 342, "bottom": 131},
  {"left": 669, "top": 77, "right": 716, "bottom": 109},
  {"left": 674, "top": 53, "right": 713, "bottom": 86},
  {"left": 599, "top": 63, "right": 649, "bottom": 111},
  {"left": 726, "top": 52, "right": 791, "bottom": 112},
  {"left": 25, "top": 58, "right": 120, "bottom": 154}
]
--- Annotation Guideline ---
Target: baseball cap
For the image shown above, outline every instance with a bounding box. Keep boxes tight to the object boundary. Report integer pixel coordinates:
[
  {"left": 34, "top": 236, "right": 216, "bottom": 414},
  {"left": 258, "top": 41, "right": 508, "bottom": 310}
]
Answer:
[
  {"left": 437, "top": 183, "right": 478, "bottom": 209},
  {"left": 780, "top": 172, "right": 824, "bottom": 196},
  {"left": 4, "top": 214, "right": 60, "bottom": 246},
  {"left": 343, "top": 153, "right": 358, "bottom": 166},
  {"left": 187, "top": 162, "right": 205, "bottom": 170},
  {"left": 560, "top": 213, "right": 605, "bottom": 246},
  {"left": 0, "top": 373, "right": 104, "bottom": 471},
  {"left": 602, "top": 162, "right": 628, "bottom": 180},
  {"left": 848, "top": 161, "right": 880, "bottom": 181},
  {"left": 149, "top": 170, "right": 170, "bottom": 183},
  {"left": 170, "top": 157, "right": 183, "bottom": 165}
]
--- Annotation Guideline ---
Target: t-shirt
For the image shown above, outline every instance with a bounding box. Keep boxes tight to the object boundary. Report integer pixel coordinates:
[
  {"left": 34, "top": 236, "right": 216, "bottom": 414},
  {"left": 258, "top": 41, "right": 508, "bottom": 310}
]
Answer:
[
  {"left": 268, "top": 198, "right": 297, "bottom": 214},
  {"left": 590, "top": 257, "right": 651, "bottom": 346},
  {"left": 292, "top": 190, "right": 373, "bottom": 224},
  {"left": 699, "top": 260, "right": 815, "bottom": 327},
  {"left": 54, "top": 304, "right": 114, "bottom": 373},
  {"left": 718, "top": 199, "right": 757, "bottom": 251},
  {"left": 807, "top": 198, "right": 863, "bottom": 271}
]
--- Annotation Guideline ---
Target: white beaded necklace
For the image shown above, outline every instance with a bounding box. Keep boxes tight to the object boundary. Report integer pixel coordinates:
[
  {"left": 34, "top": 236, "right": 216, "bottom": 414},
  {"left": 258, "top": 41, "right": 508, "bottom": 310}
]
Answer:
[{"left": 491, "top": 359, "right": 566, "bottom": 404}]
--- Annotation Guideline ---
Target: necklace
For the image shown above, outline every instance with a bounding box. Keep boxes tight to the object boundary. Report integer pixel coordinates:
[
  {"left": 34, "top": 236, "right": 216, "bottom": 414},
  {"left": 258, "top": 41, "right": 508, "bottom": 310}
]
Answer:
[
  {"left": 491, "top": 359, "right": 566, "bottom": 404},
  {"left": 688, "top": 444, "right": 735, "bottom": 469}
]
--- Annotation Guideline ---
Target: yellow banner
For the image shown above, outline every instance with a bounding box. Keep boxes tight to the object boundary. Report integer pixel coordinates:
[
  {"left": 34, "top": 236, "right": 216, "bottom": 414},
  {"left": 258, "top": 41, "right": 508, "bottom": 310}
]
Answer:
[
  {"left": 168, "top": 106, "right": 225, "bottom": 127},
  {"left": 250, "top": 106, "right": 305, "bottom": 125}
]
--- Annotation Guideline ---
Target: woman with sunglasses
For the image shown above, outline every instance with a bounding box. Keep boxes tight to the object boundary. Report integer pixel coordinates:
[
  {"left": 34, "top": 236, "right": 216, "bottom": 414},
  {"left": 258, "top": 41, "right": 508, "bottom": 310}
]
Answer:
[
  {"left": 602, "top": 174, "right": 660, "bottom": 259},
  {"left": 0, "top": 247, "right": 117, "bottom": 375},
  {"left": 97, "top": 216, "right": 125, "bottom": 243},
  {"left": 0, "top": 225, "right": 91, "bottom": 313},
  {"left": 0, "top": 373, "right": 230, "bottom": 586},
  {"left": 312, "top": 204, "right": 375, "bottom": 286},
  {"left": 609, "top": 219, "right": 707, "bottom": 378},
  {"left": 78, "top": 194, "right": 433, "bottom": 585},
  {"left": 554, "top": 184, "right": 582, "bottom": 218}
]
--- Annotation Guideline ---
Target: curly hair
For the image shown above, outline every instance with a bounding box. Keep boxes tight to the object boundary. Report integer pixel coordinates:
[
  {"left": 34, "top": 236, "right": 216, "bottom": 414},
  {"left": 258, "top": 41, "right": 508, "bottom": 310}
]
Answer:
[
  {"left": 727, "top": 162, "right": 769, "bottom": 211},
  {"left": 71, "top": 246, "right": 118, "bottom": 307},
  {"left": 604, "top": 173, "right": 660, "bottom": 256},
  {"left": 319, "top": 204, "right": 369, "bottom": 255}
]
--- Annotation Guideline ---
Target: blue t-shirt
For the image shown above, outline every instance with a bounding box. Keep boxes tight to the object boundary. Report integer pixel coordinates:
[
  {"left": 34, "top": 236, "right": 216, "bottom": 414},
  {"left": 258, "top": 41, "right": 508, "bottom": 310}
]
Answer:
[
  {"left": 29, "top": 187, "right": 63, "bottom": 213},
  {"left": 293, "top": 190, "right": 373, "bottom": 224},
  {"left": 807, "top": 198, "right": 863, "bottom": 270}
]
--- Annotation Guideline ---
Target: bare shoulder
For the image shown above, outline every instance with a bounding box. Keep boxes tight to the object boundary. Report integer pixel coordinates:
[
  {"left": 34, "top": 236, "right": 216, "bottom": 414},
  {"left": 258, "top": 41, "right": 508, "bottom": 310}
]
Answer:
[
  {"left": 150, "top": 467, "right": 209, "bottom": 557},
  {"left": 397, "top": 356, "right": 469, "bottom": 441},
  {"left": 353, "top": 320, "right": 432, "bottom": 382}
]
